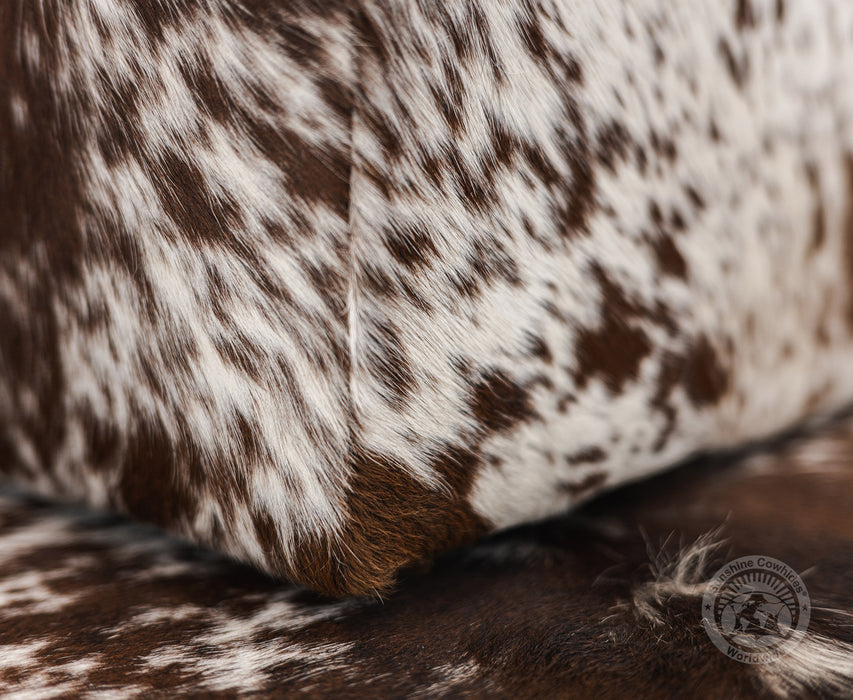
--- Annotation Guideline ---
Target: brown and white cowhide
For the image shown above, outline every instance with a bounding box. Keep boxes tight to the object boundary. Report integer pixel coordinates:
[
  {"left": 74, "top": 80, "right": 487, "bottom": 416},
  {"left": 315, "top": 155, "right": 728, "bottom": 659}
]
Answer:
[
  {"left": 4, "top": 0, "right": 853, "bottom": 597},
  {"left": 1, "top": 411, "right": 852, "bottom": 698}
]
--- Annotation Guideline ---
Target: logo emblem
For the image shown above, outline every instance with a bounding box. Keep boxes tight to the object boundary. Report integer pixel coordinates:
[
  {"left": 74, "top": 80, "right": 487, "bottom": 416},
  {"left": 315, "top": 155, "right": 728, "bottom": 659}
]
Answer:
[{"left": 702, "top": 555, "right": 810, "bottom": 664}]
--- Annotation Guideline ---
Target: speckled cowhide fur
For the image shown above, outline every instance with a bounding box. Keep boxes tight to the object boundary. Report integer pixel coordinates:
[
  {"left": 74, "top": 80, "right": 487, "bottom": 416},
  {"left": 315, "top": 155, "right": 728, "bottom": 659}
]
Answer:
[{"left": 3, "top": 0, "right": 853, "bottom": 598}]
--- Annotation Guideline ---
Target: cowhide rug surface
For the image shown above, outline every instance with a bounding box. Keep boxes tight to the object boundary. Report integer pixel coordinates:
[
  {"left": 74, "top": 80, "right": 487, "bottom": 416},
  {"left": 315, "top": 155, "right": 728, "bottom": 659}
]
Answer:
[{"left": 2, "top": 412, "right": 852, "bottom": 699}]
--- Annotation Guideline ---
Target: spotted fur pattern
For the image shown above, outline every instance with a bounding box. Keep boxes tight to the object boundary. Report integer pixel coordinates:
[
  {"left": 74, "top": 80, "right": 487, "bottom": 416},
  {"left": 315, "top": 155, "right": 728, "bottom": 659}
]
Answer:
[
  {"left": 1, "top": 411, "right": 852, "bottom": 698},
  {"left": 4, "top": 0, "right": 853, "bottom": 596}
]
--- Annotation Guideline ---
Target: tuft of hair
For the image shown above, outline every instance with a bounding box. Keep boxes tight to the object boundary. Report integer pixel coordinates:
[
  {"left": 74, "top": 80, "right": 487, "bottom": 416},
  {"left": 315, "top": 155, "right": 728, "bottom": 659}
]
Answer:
[
  {"left": 628, "top": 529, "right": 853, "bottom": 698},
  {"left": 630, "top": 529, "right": 725, "bottom": 626}
]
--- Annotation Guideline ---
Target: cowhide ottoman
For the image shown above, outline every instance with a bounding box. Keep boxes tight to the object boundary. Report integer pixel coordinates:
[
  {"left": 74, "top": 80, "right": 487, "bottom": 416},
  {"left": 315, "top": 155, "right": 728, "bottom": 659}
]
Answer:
[{"left": 1, "top": 0, "right": 852, "bottom": 697}]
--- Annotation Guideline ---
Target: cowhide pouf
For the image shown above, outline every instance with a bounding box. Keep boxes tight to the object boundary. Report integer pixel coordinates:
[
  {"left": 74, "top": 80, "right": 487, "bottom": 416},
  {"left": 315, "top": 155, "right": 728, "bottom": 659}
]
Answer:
[{"left": 4, "top": 0, "right": 853, "bottom": 598}]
